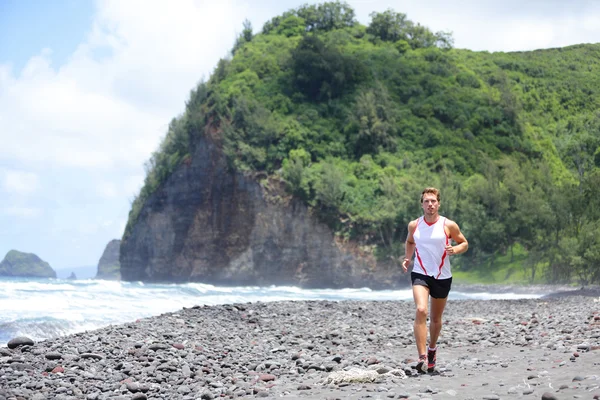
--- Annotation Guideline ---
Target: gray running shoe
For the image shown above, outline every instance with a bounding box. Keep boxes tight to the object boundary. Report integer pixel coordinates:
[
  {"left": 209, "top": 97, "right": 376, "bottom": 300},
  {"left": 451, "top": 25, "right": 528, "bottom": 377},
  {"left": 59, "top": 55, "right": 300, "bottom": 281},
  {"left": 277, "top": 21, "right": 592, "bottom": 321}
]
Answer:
[{"left": 416, "top": 354, "right": 427, "bottom": 373}]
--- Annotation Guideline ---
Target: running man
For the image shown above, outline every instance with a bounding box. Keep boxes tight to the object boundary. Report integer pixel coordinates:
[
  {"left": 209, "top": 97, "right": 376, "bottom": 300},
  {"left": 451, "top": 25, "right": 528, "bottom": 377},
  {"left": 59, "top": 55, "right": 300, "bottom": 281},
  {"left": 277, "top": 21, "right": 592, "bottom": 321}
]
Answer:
[{"left": 402, "top": 187, "right": 468, "bottom": 373}]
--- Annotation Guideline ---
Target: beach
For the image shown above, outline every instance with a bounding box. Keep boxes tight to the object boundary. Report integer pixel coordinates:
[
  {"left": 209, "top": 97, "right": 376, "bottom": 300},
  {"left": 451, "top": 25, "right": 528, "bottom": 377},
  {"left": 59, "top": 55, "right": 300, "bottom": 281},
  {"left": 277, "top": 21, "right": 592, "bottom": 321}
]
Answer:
[{"left": 1, "top": 292, "right": 599, "bottom": 399}]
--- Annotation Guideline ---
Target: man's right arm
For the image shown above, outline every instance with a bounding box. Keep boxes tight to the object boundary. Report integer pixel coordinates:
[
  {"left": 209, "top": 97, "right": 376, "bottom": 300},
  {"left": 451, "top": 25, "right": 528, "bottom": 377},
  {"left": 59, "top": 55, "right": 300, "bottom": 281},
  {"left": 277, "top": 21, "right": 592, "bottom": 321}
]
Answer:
[{"left": 402, "top": 220, "right": 417, "bottom": 272}]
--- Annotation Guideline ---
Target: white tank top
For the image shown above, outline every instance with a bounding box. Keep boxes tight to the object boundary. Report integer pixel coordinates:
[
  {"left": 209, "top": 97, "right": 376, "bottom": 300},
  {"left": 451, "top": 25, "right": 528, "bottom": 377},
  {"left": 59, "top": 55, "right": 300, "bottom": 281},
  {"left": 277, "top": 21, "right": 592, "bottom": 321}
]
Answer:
[{"left": 413, "top": 216, "right": 451, "bottom": 279}]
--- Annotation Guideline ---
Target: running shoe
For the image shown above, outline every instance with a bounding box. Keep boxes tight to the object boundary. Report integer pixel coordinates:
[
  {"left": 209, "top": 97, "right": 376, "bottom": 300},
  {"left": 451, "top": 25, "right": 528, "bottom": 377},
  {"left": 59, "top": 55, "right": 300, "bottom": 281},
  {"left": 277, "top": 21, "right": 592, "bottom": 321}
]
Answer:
[
  {"left": 427, "top": 348, "right": 437, "bottom": 372},
  {"left": 416, "top": 354, "right": 427, "bottom": 373}
]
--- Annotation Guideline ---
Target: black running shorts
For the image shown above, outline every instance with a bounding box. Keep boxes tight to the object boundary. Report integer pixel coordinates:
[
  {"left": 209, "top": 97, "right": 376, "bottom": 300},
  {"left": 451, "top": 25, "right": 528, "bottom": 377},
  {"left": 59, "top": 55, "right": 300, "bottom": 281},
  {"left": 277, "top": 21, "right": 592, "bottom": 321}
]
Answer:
[{"left": 411, "top": 272, "right": 452, "bottom": 299}]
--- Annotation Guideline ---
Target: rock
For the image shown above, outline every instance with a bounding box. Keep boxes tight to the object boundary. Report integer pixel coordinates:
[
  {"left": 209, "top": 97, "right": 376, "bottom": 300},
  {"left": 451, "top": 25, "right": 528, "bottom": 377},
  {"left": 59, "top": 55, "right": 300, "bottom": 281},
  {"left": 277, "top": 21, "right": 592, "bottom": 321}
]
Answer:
[
  {"left": 200, "top": 391, "right": 214, "bottom": 400},
  {"left": 80, "top": 353, "right": 103, "bottom": 360},
  {"left": 7, "top": 336, "right": 34, "bottom": 349},
  {"left": 0, "top": 250, "right": 55, "bottom": 278},
  {"left": 177, "top": 385, "right": 191, "bottom": 394},
  {"left": 44, "top": 352, "right": 62, "bottom": 360},
  {"left": 126, "top": 382, "right": 142, "bottom": 393},
  {"left": 577, "top": 344, "right": 591, "bottom": 352},
  {"left": 259, "top": 373, "right": 276, "bottom": 382},
  {"left": 541, "top": 392, "right": 558, "bottom": 400},
  {"left": 366, "top": 356, "right": 379, "bottom": 365},
  {"left": 148, "top": 344, "right": 168, "bottom": 351},
  {"left": 95, "top": 239, "right": 121, "bottom": 280}
]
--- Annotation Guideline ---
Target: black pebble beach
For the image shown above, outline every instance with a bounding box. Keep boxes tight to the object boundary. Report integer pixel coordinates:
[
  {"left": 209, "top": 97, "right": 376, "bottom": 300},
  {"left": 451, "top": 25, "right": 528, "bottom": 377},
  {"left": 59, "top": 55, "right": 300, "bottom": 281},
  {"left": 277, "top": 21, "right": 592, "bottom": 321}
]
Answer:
[{"left": 1, "top": 294, "right": 600, "bottom": 399}]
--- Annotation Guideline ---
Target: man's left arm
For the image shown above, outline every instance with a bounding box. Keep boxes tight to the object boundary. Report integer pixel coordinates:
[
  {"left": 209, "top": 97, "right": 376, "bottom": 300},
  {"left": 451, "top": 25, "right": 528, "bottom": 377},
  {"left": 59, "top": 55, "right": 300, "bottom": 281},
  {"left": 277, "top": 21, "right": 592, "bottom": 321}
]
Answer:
[{"left": 445, "top": 220, "right": 468, "bottom": 255}]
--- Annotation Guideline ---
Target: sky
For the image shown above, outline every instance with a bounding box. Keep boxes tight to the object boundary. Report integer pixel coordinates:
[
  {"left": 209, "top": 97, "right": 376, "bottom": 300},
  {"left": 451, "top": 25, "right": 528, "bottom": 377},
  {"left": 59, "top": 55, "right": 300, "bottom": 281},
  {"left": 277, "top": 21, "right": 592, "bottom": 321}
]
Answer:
[{"left": 1, "top": 0, "right": 600, "bottom": 271}]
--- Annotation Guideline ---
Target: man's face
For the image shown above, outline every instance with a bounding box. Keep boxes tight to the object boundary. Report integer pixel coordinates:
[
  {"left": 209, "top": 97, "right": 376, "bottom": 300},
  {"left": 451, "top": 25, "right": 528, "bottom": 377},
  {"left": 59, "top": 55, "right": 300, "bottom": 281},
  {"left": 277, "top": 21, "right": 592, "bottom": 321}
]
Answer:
[{"left": 421, "top": 193, "right": 440, "bottom": 216}]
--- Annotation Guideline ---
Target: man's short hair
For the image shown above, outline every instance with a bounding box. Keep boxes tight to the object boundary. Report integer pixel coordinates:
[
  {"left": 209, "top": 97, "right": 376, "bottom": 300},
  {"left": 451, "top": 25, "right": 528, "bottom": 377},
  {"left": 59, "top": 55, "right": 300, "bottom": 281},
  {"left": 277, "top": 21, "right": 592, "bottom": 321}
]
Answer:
[{"left": 420, "top": 187, "right": 441, "bottom": 203}]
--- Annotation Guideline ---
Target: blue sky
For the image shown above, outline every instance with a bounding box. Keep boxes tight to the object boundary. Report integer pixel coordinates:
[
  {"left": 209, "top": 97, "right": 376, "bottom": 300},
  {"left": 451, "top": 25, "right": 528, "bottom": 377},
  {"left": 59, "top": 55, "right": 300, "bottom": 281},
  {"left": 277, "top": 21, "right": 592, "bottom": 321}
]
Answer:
[
  {"left": 0, "top": 0, "right": 95, "bottom": 70},
  {"left": 1, "top": 0, "right": 600, "bottom": 272}
]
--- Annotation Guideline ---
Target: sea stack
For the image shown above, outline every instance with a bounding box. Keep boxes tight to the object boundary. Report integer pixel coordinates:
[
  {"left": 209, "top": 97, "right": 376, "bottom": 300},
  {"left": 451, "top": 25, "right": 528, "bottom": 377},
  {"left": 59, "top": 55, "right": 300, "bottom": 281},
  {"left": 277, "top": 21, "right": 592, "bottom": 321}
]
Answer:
[
  {"left": 95, "top": 239, "right": 121, "bottom": 280},
  {"left": 0, "top": 250, "right": 56, "bottom": 278}
]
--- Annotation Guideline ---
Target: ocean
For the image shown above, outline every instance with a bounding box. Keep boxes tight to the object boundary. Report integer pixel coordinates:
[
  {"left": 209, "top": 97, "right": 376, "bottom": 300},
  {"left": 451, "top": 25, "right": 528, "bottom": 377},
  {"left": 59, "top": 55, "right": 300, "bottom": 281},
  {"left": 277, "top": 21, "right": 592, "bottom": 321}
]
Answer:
[{"left": 0, "top": 276, "right": 547, "bottom": 347}]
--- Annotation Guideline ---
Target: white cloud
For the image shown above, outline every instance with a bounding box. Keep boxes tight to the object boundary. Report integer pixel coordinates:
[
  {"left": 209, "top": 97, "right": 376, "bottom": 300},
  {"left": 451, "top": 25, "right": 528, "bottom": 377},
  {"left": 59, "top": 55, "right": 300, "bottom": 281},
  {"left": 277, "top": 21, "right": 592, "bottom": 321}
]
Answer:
[
  {"left": 96, "top": 181, "right": 118, "bottom": 199},
  {"left": 1, "top": 169, "right": 40, "bottom": 195},
  {"left": 2, "top": 206, "right": 42, "bottom": 218},
  {"left": 0, "top": 0, "right": 246, "bottom": 171},
  {"left": 349, "top": 0, "right": 600, "bottom": 52},
  {"left": 123, "top": 174, "right": 145, "bottom": 197},
  {"left": 77, "top": 215, "right": 121, "bottom": 235}
]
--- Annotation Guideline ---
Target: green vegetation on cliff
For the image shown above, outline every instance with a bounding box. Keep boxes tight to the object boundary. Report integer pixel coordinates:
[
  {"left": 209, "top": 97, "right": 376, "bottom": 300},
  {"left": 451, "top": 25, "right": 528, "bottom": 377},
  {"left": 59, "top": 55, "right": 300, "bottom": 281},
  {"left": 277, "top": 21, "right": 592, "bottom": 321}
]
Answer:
[
  {"left": 125, "top": 1, "right": 600, "bottom": 285},
  {"left": 0, "top": 250, "right": 56, "bottom": 278}
]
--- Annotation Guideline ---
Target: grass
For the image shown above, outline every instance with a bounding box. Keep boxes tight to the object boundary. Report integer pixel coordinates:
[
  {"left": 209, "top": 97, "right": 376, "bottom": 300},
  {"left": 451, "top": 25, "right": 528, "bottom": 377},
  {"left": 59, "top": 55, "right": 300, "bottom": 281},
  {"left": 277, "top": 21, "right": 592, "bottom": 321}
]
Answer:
[{"left": 452, "top": 244, "right": 548, "bottom": 285}]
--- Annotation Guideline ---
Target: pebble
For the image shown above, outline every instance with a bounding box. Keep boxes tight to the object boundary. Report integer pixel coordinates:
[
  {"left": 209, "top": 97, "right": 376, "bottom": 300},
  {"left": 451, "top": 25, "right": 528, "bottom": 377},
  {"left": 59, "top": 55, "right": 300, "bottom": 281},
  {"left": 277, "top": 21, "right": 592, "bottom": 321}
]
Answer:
[{"left": 6, "top": 336, "right": 34, "bottom": 349}]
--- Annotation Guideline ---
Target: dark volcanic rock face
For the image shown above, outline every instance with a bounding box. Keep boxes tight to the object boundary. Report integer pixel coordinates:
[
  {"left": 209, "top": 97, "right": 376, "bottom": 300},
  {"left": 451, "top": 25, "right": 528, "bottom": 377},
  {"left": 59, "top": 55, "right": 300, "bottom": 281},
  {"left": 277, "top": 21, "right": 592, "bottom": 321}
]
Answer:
[
  {"left": 96, "top": 239, "right": 121, "bottom": 280},
  {"left": 120, "top": 137, "right": 407, "bottom": 288}
]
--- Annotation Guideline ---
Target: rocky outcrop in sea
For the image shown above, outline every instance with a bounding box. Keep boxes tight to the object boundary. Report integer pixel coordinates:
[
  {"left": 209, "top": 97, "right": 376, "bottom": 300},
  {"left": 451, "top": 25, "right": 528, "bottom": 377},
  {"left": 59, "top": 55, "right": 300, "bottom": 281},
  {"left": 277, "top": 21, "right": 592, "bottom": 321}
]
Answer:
[
  {"left": 0, "top": 250, "right": 56, "bottom": 278},
  {"left": 96, "top": 239, "right": 121, "bottom": 280}
]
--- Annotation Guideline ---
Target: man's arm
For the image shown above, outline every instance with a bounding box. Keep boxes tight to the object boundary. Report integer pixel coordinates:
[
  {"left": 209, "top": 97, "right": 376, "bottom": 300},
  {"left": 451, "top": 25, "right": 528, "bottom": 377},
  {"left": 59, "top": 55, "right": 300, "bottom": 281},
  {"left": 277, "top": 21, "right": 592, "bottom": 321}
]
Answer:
[
  {"left": 445, "top": 220, "right": 468, "bottom": 255},
  {"left": 402, "top": 220, "right": 417, "bottom": 272}
]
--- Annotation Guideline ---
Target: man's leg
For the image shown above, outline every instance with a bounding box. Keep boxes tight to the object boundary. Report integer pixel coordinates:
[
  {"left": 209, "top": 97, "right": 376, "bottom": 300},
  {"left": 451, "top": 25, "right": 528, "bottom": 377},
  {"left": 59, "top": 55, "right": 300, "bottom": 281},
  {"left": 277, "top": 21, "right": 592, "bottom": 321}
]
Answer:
[
  {"left": 412, "top": 285, "right": 430, "bottom": 357},
  {"left": 427, "top": 296, "right": 447, "bottom": 372},
  {"left": 428, "top": 297, "right": 447, "bottom": 348}
]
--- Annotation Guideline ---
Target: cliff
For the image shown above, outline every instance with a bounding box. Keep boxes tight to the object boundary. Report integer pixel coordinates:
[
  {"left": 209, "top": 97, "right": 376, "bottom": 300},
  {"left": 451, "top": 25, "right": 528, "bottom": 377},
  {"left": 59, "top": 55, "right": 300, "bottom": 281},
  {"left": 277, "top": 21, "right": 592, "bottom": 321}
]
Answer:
[
  {"left": 121, "top": 5, "right": 600, "bottom": 286},
  {"left": 0, "top": 250, "right": 56, "bottom": 278},
  {"left": 120, "top": 136, "right": 407, "bottom": 288},
  {"left": 96, "top": 239, "right": 121, "bottom": 280}
]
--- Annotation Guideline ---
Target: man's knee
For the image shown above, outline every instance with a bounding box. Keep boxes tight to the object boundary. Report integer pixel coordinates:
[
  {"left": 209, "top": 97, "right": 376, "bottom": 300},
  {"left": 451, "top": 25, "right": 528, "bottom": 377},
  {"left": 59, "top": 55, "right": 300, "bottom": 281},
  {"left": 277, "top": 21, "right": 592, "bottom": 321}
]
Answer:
[{"left": 415, "top": 306, "right": 428, "bottom": 320}]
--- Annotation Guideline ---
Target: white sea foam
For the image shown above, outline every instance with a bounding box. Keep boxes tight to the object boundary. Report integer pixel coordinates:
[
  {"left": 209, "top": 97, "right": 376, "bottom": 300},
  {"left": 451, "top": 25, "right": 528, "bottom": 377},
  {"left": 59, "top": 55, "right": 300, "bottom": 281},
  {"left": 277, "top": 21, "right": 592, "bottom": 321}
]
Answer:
[{"left": 0, "top": 276, "right": 545, "bottom": 346}]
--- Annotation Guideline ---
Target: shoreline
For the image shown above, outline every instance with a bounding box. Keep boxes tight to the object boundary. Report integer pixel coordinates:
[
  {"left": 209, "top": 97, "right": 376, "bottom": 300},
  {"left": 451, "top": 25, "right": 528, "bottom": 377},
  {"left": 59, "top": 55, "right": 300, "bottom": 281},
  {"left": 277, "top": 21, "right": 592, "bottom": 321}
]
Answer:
[
  {"left": 453, "top": 282, "right": 600, "bottom": 296},
  {"left": 2, "top": 281, "right": 587, "bottom": 349},
  {"left": 1, "top": 296, "right": 599, "bottom": 399}
]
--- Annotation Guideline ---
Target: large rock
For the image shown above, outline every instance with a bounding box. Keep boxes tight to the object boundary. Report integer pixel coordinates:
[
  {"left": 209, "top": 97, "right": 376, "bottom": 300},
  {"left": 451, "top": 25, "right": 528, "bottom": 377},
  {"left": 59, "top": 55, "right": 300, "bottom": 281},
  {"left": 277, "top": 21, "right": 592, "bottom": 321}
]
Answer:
[
  {"left": 120, "top": 136, "right": 407, "bottom": 289},
  {"left": 0, "top": 250, "right": 56, "bottom": 278},
  {"left": 96, "top": 239, "right": 121, "bottom": 280}
]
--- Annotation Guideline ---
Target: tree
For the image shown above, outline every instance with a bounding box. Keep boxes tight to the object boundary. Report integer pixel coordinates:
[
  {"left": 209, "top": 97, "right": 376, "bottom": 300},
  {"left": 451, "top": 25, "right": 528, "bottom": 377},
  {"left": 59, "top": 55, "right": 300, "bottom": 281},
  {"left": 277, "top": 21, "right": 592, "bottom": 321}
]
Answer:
[
  {"left": 348, "top": 84, "right": 397, "bottom": 156},
  {"left": 262, "top": 1, "right": 355, "bottom": 34},
  {"left": 367, "top": 9, "right": 453, "bottom": 49},
  {"left": 290, "top": 35, "right": 365, "bottom": 101},
  {"left": 299, "top": 1, "right": 356, "bottom": 32},
  {"left": 367, "top": 10, "right": 409, "bottom": 42},
  {"left": 232, "top": 19, "right": 254, "bottom": 55},
  {"left": 275, "top": 15, "right": 306, "bottom": 37},
  {"left": 282, "top": 148, "right": 311, "bottom": 198},
  {"left": 315, "top": 161, "right": 346, "bottom": 211}
]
